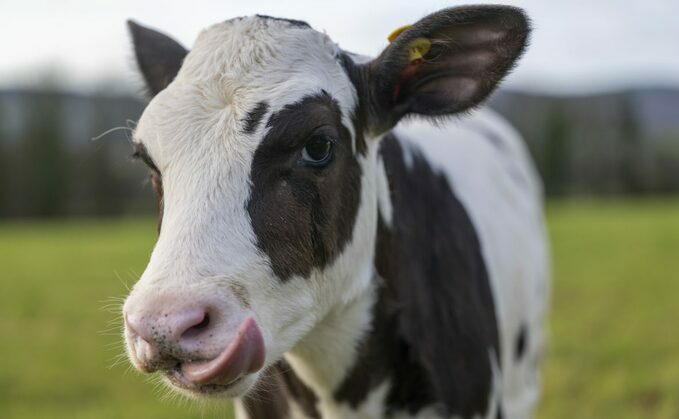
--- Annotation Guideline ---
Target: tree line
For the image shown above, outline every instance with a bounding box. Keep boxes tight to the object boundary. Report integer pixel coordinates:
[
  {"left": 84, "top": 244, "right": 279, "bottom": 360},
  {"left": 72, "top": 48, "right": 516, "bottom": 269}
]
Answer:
[{"left": 1, "top": 88, "right": 678, "bottom": 218}]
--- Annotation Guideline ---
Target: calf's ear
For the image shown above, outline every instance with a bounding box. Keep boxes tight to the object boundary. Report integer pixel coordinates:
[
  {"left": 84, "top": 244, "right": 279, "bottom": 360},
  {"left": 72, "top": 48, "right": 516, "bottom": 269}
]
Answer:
[
  {"left": 127, "top": 20, "right": 188, "bottom": 96},
  {"left": 366, "top": 5, "right": 530, "bottom": 131}
]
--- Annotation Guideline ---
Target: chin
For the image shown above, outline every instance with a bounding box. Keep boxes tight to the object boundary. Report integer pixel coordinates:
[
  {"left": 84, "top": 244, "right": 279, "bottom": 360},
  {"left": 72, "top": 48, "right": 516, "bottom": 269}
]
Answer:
[{"left": 164, "top": 369, "right": 261, "bottom": 400}]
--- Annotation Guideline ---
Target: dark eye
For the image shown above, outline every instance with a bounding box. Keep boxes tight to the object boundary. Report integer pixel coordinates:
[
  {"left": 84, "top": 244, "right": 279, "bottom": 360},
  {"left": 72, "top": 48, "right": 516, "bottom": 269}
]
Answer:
[{"left": 301, "top": 135, "right": 335, "bottom": 167}]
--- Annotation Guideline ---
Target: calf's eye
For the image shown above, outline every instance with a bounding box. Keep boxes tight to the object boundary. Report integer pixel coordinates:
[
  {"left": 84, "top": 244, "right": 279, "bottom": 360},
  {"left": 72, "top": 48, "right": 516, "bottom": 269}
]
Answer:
[{"left": 301, "top": 135, "right": 335, "bottom": 167}]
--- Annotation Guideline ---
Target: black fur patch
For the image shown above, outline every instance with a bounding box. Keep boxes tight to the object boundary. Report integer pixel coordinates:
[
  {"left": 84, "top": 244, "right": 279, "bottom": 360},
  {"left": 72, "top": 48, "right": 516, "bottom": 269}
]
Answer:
[
  {"left": 335, "top": 134, "right": 500, "bottom": 417},
  {"left": 243, "top": 360, "right": 320, "bottom": 419},
  {"left": 515, "top": 324, "right": 527, "bottom": 361},
  {"left": 242, "top": 102, "right": 269, "bottom": 134},
  {"left": 334, "top": 268, "right": 435, "bottom": 412},
  {"left": 277, "top": 360, "right": 321, "bottom": 418},
  {"left": 256, "top": 14, "right": 311, "bottom": 29},
  {"left": 247, "top": 92, "right": 362, "bottom": 280}
]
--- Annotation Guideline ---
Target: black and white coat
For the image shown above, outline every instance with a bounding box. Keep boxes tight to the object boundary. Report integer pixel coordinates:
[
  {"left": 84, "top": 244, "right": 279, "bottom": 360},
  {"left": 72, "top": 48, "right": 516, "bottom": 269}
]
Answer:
[{"left": 122, "top": 6, "right": 549, "bottom": 419}]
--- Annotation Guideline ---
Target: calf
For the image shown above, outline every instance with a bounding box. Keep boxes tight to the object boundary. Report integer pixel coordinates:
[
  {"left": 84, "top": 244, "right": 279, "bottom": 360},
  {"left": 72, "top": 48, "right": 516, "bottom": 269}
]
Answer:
[{"left": 122, "top": 6, "right": 549, "bottom": 419}]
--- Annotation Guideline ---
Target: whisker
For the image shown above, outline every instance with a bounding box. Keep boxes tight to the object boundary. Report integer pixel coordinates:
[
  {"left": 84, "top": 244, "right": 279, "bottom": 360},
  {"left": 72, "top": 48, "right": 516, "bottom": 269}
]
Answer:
[{"left": 91, "top": 126, "right": 133, "bottom": 142}]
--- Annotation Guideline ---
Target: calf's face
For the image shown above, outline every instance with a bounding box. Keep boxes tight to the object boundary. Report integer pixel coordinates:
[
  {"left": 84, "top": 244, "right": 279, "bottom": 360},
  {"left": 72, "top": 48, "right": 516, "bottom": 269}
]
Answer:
[
  {"left": 123, "top": 16, "right": 370, "bottom": 398},
  {"left": 122, "top": 8, "right": 529, "bottom": 399}
]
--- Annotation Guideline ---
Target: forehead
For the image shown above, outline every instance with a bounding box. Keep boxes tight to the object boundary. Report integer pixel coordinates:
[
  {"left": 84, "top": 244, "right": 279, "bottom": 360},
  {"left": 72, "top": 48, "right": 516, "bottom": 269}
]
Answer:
[{"left": 134, "top": 16, "right": 357, "bottom": 154}]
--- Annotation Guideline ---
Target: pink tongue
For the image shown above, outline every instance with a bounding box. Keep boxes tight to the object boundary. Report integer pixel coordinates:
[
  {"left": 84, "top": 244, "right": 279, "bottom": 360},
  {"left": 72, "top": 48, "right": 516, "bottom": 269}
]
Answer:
[{"left": 181, "top": 317, "right": 265, "bottom": 385}]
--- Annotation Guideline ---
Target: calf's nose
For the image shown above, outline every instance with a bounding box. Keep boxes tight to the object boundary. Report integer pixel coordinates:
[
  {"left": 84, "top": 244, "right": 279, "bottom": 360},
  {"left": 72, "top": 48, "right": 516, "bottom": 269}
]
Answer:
[
  {"left": 126, "top": 307, "right": 209, "bottom": 344},
  {"left": 124, "top": 306, "right": 212, "bottom": 370}
]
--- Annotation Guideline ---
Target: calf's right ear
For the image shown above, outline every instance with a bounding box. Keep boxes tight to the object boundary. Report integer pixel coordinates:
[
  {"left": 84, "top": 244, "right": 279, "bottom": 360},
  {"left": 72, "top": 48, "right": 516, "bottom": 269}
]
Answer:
[{"left": 127, "top": 20, "right": 188, "bottom": 96}]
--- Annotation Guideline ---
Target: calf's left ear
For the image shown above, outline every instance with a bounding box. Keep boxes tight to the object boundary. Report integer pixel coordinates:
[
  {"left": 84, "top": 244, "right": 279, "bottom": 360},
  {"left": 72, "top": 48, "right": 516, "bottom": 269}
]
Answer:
[
  {"left": 127, "top": 20, "right": 188, "bottom": 96},
  {"left": 366, "top": 5, "right": 530, "bottom": 130}
]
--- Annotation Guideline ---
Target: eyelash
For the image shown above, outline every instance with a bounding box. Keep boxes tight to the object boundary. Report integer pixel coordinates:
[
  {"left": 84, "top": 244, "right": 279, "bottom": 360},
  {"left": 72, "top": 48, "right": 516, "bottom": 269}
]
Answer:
[{"left": 132, "top": 145, "right": 160, "bottom": 173}]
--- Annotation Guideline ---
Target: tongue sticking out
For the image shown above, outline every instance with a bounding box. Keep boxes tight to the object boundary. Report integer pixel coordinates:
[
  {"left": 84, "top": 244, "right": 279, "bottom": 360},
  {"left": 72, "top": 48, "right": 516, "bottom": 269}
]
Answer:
[{"left": 181, "top": 317, "right": 265, "bottom": 385}]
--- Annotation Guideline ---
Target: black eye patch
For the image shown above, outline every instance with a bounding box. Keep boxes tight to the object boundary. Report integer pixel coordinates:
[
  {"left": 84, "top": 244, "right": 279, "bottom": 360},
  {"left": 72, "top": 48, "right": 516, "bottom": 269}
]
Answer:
[{"left": 247, "top": 91, "right": 362, "bottom": 281}]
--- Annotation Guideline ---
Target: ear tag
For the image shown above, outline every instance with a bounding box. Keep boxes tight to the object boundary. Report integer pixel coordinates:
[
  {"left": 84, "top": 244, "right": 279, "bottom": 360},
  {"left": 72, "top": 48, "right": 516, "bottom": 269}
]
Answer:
[
  {"left": 387, "top": 25, "right": 431, "bottom": 63},
  {"left": 387, "top": 24, "right": 412, "bottom": 42},
  {"left": 407, "top": 37, "right": 431, "bottom": 62},
  {"left": 387, "top": 25, "right": 432, "bottom": 102}
]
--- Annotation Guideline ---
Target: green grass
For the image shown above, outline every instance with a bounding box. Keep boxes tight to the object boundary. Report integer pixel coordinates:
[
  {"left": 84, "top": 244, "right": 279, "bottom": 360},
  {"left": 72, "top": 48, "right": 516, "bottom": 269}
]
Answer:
[
  {"left": 0, "top": 219, "right": 230, "bottom": 418},
  {"left": 1, "top": 199, "right": 678, "bottom": 418},
  {"left": 540, "top": 199, "right": 679, "bottom": 419}
]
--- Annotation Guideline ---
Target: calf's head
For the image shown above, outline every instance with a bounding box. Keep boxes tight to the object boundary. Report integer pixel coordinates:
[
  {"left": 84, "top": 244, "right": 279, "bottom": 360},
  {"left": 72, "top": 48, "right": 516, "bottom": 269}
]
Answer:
[{"left": 122, "top": 6, "right": 529, "bottom": 399}]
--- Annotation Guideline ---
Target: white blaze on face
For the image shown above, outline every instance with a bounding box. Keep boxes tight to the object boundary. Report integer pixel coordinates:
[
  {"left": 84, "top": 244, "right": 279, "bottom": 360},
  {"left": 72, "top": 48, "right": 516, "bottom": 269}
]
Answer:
[{"left": 124, "top": 16, "right": 376, "bottom": 397}]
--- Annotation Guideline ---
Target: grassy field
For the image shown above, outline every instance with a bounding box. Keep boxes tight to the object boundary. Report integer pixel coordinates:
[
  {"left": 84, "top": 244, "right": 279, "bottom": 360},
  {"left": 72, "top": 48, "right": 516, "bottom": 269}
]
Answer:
[{"left": 1, "top": 199, "right": 678, "bottom": 418}]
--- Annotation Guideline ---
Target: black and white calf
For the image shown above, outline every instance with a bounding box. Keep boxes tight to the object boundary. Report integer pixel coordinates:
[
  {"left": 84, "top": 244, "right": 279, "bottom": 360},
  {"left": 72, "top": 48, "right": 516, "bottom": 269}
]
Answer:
[{"left": 122, "top": 6, "right": 549, "bottom": 419}]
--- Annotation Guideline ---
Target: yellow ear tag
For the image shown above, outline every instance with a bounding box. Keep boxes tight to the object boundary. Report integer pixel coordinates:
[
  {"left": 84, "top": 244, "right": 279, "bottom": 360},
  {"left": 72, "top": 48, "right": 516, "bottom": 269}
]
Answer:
[
  {"left": 387, "top": 25, "right": 431, "bottom": 62},
  {"left": 407, "top": 37, "right": 431, "bottom": 61},
  {"left": 387, "top": 24, "right": 412, "bottom": 42}
]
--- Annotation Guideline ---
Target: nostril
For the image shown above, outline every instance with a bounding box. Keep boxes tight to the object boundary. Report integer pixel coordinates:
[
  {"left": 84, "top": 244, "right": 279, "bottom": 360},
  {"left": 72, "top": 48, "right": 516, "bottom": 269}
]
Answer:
[{"left": 180, "top": 312, "right": 211, "bottom": 340}]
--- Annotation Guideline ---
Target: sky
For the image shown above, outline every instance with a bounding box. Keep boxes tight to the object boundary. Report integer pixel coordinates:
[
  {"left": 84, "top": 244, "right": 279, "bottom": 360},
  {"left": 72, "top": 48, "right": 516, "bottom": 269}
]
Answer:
[{"left": 1, "top": 0, "right": 678, "bottom": 95}]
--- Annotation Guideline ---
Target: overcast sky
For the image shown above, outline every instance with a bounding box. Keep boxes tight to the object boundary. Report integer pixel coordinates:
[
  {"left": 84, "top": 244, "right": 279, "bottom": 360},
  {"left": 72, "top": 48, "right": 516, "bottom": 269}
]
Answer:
[{"left": 2, "top": 0, "right": 678, "bottom": 95}]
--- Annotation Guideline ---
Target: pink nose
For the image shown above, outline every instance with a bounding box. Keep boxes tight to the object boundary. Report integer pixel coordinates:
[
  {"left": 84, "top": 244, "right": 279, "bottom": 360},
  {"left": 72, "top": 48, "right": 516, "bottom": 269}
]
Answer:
[{"left": 125, "top": 306, "right": 211, "bottom": 358}]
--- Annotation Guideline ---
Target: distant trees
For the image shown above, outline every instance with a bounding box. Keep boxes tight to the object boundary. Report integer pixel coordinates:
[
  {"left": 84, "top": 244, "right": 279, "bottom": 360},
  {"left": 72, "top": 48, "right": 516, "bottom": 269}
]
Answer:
[
  {"left": 0, "top": 90, "right": 153, "bottom": 219},
  {"left": 17, "top": 93, "right": 70, "bottom": 217},
  {"left": 492, "top": 89, "right": 679, "bottom": 198},
  {"left": 0, "top": 109, "right": 8, "bottom": 217},
  {"left": 0, "top": 88, "right": 678, "bottom": 219},
  {"left": 644, "top": 133, "right": 679, "bottom": 193},
  {"left": 542, "top": 104, "right": 571, "bottom": 196},
  {"left": 81, "top": 99, "right": 126, "bottom": 216},
  {"left": 619, "top": 94, "right": 645, "bottom": 194}
]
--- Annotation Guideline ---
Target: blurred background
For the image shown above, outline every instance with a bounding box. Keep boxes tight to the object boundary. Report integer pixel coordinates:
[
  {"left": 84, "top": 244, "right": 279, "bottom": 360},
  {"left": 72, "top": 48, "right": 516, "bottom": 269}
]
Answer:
[{"left": 1, "top": 0, "right": 678, "bottom": 418}]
